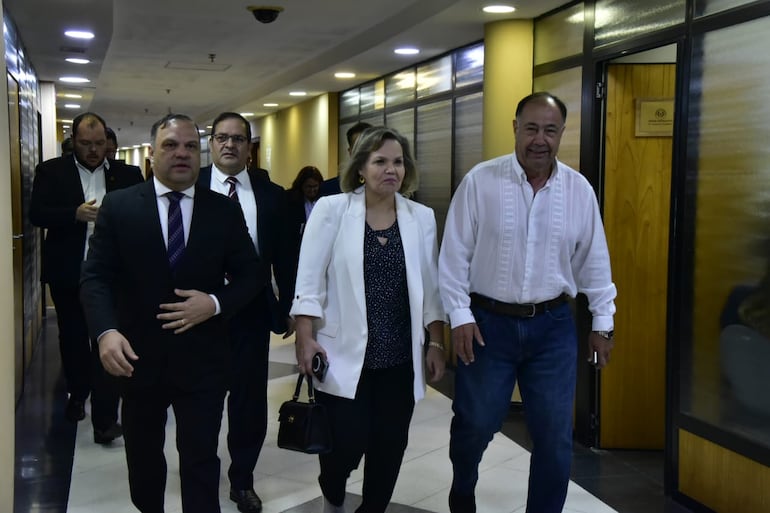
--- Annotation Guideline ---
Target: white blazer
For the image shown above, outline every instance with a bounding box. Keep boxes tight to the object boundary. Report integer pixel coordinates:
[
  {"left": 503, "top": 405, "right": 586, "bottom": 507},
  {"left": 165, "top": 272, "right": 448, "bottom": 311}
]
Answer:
[{"left": 290, "top": 188, "right": 445, "bottom": 400}]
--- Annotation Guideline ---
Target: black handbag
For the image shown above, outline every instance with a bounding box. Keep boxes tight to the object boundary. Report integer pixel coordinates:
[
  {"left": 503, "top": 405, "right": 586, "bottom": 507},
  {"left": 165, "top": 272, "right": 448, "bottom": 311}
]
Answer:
[{"left": 277, "top": 373, "right": 332, "bottom": 454}]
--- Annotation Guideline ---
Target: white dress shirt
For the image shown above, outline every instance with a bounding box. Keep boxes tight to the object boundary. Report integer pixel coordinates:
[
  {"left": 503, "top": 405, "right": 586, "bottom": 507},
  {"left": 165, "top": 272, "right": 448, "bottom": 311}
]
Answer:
[
  {"left": 209, "top": 165, "right": 259, "bottom": 254},
  {"left": 75, "top": 156, "right": 108, "bottom": 259},
  {"left": 439, "top": 153, "right": 616, "bottom": 331}
]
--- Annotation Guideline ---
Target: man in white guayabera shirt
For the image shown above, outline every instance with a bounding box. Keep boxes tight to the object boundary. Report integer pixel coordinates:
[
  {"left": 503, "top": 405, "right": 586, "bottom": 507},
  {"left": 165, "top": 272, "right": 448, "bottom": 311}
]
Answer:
[{"left": 439, "top": 92, "right": 617, "bottom": 513}]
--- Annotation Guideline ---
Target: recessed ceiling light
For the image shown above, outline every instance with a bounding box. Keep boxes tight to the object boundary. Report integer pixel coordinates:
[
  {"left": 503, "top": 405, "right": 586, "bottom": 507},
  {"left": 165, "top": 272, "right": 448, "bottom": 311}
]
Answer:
[
  {"left": 289, "top": 91, "right": 307, "bottom": 96},
  {"left": 263, "top": 103, "right": 279, "bottom": 107},
  {"left": 133, "top": 145, "right": 141, "bottom": 148},
  {"left": 64, "top": 103, "right": 81, "bottom": 109},
  {"left": 482, "top": 5, "right": 516, "bottom": 14},
  {"left": 240, "top": 112, "right": 255, "bottom": 117},
  {"left": 198, "top": 129, "right": 206, "bottom": 134},
  {"left": 58, "top": 119, "right": 73, "bottom": 124},
  {"left": 62, "top": 125, "right": 70, "bottom": 128},
  {"left": 394, "top": 47, "right": 420, "bottom": 55},
  {"left": 64, "top": 30, "right": 94, "bottom": 40},
  {"left": 61, "top": 93, "right": 82, "bottom": 99},
  {"left": 142, "top": 143, "right": 151, "bottom": 147},
  {"left": 65, "top": 57, "right": 90, "bottom": 64},
  {"left": 59, "top": 76, "right": 90, "bottom": 83},
  {"left": 334, "top": 72, "right": 356, "bottom": 79}
]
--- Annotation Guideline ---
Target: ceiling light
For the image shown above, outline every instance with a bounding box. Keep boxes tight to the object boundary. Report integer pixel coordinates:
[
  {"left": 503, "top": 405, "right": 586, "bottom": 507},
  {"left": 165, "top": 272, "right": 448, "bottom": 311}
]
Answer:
[
  {"left": 61, "top": 93, "right": 82, "bottom": 99},
  {"left": 263, "top": 103, "right": 279, "bottom": 107},
  {"left": 334, "top": 72, "right": 356, "bottom": 79},
  {"left": 64, "top": 104, "right": 81, "bottom": 109},
  {"left": 133, "top": 145, "right": 141, "bottom": 148},
  {"left": 483, "top": 5, "right": 516, "bottom": 14},
  {"left": 58, "top": 119, "right": 73, "bottom": 124},
  {"left": 64, "top": 30, "right": 94, "bottom": 40},
  {"left": 289, "top": 91, "right": 307, "bottom": 96},
  {"left": 240, "top": 112, "right": 255, "bottom": 117},
  {"left": 59, "top": 76, "right": 90, "bottom": 83},
  {"left": 65, "top": 57, "right": 90, "bottom": 64},
  {"left": 394, "top": 47, "right": 419, "bottom": 55},
  {"left": 62, "top": 125, "right": 70, "bottom": 129},
  {"left": 198, "top": 129, "right": 206, "bottom": 134}
]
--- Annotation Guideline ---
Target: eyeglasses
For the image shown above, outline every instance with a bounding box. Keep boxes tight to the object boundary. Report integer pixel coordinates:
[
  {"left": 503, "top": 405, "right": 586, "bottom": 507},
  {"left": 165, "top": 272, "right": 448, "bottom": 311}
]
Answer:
[{"left": 211, "top": 133, "right": 248, "bottom": 145}]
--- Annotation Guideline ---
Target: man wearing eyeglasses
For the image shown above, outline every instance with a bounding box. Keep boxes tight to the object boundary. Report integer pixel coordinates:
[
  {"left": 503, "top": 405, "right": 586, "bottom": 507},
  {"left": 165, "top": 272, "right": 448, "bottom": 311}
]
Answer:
[
  {"left": 30, "top": 112, "right": 142, "bottom": 442},
  {"left": 198, "top": 112, "right": 296, "bottom": 513}
]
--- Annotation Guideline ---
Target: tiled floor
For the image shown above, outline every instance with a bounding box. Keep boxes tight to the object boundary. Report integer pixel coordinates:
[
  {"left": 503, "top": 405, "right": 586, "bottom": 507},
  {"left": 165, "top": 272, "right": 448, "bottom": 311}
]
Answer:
[{"left": 15, "top": 315, "right": 693, "bottom": 513}]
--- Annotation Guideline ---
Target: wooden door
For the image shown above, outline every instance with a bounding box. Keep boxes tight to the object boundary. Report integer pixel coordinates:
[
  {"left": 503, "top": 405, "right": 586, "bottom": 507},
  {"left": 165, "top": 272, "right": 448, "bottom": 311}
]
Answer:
[{"left": 600, "top": 63, "right": 675, "bottom": 448}]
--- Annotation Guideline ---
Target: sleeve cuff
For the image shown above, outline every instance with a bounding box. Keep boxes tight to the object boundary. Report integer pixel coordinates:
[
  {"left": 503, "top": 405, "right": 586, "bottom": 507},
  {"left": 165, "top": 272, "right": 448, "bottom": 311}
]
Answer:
[
  {"left": 209, "top": 294, "right": 221, "bottom": 316},
  {"left": 449, "top": 308, "right": 476, "bottom": 329}
]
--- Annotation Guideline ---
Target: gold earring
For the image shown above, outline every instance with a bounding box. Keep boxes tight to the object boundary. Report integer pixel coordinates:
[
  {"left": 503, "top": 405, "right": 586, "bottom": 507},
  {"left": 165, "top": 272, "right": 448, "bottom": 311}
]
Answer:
[{"left": 359, "top": 175, "right": 365, "bottom": 184}]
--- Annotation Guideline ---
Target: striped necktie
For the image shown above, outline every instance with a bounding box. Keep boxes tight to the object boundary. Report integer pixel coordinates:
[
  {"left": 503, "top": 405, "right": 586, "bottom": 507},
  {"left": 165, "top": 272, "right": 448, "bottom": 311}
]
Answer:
[
  {"left": 225, "top": 176, "right": 239, "bottom": 203},
  {"left": 166, "top": 191, "right": 185, "bottom": 269}
]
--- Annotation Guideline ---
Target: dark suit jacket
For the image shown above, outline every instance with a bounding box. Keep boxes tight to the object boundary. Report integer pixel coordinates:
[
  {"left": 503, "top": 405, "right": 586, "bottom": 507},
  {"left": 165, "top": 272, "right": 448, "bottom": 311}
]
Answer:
[
  {"left": 30, "top": 156, "right": 143, "bottom": 288},
  {"left": 198, "top": 166, "right": 297, "bottom": 333},
  {"left": 79, "top": 180, "right": 261, "bottom": 390}
]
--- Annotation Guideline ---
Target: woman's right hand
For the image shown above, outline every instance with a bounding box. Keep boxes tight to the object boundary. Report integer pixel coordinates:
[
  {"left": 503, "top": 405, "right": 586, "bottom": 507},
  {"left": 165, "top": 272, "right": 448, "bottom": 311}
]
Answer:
[{"left": 294, "top": 315, "right": 325, "bottom": 375}]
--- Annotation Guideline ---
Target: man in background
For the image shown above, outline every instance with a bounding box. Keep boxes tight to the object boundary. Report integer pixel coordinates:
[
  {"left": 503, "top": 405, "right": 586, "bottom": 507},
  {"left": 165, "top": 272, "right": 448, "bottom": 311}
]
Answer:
[
  {"left": 105, "top": 127, "right": 119, "bottom": 160},
  {"left": 199, "top": 112, "right": 296, "bottom": 513},
  {"left": 319, "top": 121, "right": 371, "bottom": 196},
  {"left": 30, "top": 112, "right": 142, "bottom": 443}
]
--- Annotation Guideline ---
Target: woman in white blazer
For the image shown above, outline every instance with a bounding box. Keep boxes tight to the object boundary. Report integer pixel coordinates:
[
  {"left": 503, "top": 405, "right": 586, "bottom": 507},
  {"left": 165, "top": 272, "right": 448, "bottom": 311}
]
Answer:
[{"left": 291, "top": 126, "right": 446, "bottom": 513}]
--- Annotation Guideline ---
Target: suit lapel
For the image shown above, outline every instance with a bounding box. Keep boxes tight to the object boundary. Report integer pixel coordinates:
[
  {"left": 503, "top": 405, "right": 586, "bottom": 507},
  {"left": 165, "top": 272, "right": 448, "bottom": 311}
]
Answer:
[
  {"left": 65, "top": 158, "right": 87, "bottom": 204},
  {"left": 138, "top": 180, "right": 169, "bottom": 267},
  {"left": 249, "top": 169, "right": 269, "bottom": 255},
  {"left": 395, "top": 196, "right": 423, "bottom": 330},
  {"left": 343, "top": 193, "right": 367, "bottom": 313}
]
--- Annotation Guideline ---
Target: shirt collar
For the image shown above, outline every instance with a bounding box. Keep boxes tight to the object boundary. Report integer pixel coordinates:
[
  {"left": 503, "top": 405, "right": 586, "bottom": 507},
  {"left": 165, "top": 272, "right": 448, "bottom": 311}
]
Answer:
[
  {"left": 212, "top": 164, "right": 248, "bottom": 186},
  {"left": 73, "top": 154, "right": 109, "bottom": 174},
  {"left": 511, "top": 152, "right": 561, "bottom": 185},
  {"left": 153, "top": 176, "right": 196, "bottom": 199}
]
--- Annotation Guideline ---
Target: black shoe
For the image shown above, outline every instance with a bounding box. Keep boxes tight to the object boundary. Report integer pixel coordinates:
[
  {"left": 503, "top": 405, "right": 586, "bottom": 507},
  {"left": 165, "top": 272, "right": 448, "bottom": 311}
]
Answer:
[
  {"left": 93, "top": 422, "right": 123, "bottom": 444},
  {"left": 449, "top": 489, "right": 476, "bottom": 513},
  {"left": 65, "top": 398, "right": 86, "bottom": 422},
  {"left": 229, "top": 488, "right": 262, "bottom": 513}
]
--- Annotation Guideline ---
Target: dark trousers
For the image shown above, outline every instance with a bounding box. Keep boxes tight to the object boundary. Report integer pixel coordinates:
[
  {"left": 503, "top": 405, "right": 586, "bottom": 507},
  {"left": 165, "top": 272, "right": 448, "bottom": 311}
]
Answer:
[
  {"left": 317, "top": 362, "right": 415, "bottom": 513},
  {"left": 226, "top": 303, "right": 271, "bottom": 490},
  {"left": 121, "top": 381, "right": 226, "bottom": 513},
  {"left": 49, "top": 283, "right": 119, "bottom": 430}
]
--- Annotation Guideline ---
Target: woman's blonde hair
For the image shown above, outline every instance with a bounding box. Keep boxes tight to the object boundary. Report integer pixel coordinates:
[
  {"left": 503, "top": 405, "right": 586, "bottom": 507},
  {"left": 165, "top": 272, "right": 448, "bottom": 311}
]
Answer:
[{"left": 339, "top": 126, "right": 418, "bottom": 196}]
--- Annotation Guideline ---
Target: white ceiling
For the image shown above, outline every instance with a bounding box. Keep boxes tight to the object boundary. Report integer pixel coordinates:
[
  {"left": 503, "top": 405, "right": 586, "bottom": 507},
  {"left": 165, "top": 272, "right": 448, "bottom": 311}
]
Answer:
[{"left": 4, "top": 0, "right": 569, "bottom": 147}]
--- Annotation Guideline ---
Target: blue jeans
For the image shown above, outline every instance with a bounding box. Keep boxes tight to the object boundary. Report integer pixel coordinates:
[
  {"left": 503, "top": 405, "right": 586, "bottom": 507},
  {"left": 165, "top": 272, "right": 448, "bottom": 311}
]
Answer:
[{"left": 449, "top": 301, "right": 577, "bottom": 513}]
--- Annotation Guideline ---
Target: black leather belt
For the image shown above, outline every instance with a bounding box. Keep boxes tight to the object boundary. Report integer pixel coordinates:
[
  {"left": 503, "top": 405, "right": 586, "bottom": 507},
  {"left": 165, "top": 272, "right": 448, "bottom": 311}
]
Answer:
[{"left": 470, "top": 292, "right": 569, "bottom": 318}]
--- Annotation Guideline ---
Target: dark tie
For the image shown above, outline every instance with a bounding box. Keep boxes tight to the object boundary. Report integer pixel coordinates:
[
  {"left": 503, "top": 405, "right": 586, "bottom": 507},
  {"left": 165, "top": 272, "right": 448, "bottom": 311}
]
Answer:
[
  {"left": 166, "top": 191, "right": 185, "bottom": 269},
  {"left": 225, "top": 176, "right": 239, "bottom": 203}
]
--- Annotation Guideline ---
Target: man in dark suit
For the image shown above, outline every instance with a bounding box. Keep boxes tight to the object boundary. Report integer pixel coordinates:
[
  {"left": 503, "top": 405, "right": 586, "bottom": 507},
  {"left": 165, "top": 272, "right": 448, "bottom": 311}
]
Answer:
[
  {"left": 199, "top": 112, "right": 295, "bottom": 513},
  {"left": 80, "top": 114, "right": 261, "bottom": 513},
  {"left": 30, "top": 112, "right": 142, "bottom": 443}
]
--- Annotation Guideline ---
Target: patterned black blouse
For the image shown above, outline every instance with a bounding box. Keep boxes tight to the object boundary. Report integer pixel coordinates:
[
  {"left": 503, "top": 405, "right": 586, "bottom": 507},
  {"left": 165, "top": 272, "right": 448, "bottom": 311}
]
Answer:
[{"left": 363, "top": 220, "right": 412, "bottom": 369}]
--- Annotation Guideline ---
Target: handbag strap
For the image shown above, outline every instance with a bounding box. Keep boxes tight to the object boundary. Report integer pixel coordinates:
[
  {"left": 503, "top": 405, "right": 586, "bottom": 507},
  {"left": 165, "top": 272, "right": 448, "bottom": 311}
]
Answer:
[{"left": 292, "top": 373, "right": 316, "bottom": 403}]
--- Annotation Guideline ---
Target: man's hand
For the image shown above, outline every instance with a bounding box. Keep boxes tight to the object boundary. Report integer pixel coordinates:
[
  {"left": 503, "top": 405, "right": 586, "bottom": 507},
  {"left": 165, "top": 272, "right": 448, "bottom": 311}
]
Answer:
[
  {"left": 157, "top": 289, "right": 216, "bottom": 334},
  {"left": 98, "top": 331, "right": 138, "bottom": 377},
  {"left": 282, "top": 316, "right": 296, "bottom": 339},
  {"left": 451, "top": 322, "right": 485, "bottom": 365},
  {"left": 587, "top": 331, "right": 615, "bottom": 369},
  {"left": 75, "top": 199, "right": 99, "bottom": 222}
]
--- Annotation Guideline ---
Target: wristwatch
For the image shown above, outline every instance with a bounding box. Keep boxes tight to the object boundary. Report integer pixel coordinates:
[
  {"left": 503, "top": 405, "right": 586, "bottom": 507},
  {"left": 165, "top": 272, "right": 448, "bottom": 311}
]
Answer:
[{"left": 594, "top": 330, "right": 614, "bottom": 340}]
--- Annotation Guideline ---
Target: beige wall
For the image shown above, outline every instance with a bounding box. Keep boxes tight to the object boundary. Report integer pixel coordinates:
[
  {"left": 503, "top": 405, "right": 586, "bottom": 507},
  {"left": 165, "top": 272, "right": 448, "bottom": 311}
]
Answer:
[
  {"left": 482, "top": 19, "right": 533, "bottom": 160},
  {"left": 253, "top": 93, "right": 339, "bottom": 189},
  {"left": 1, "top": 1, "right": 17, "bottom": 510}
]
